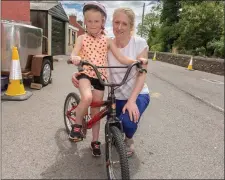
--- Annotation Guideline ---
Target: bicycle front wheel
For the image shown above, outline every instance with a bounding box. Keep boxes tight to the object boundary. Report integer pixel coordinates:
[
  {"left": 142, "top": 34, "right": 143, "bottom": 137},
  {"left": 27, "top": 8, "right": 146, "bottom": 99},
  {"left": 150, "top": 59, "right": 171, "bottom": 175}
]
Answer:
[{"left": 105, "top": 126, "right": 130, "bottom": 180}]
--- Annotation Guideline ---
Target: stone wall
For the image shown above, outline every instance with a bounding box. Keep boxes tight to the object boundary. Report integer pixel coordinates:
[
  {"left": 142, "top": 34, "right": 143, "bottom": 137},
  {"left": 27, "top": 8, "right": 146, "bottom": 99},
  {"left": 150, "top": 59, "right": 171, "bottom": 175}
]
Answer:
[{"left": 148, "top": 51, "right": 224, "bottom": 76}]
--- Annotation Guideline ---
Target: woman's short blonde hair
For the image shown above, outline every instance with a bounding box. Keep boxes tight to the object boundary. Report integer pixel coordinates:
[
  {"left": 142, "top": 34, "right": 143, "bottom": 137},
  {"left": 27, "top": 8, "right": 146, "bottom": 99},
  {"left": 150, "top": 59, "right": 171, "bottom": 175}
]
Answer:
[{"left": 113, "top": 8, "right": 135, "bottom": 35}]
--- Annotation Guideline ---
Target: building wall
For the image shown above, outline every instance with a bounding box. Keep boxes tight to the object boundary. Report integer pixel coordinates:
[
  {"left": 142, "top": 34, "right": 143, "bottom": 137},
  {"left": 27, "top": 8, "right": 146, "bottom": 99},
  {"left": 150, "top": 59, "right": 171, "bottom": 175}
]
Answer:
[
  {"left": 2, "top": 1, "right": 30, "bottom": 23},
  {"left": 67, "top": 15, "right": 85, "bottom": 55},
  {"left": 65, "top": 22, "right": 69, "bottom": 55},
  {"left": 67, "top": 25, "right": 79, "bottom": 55},
  {"left": 69, "top": 15, "right": 85, "bottom": 37}
]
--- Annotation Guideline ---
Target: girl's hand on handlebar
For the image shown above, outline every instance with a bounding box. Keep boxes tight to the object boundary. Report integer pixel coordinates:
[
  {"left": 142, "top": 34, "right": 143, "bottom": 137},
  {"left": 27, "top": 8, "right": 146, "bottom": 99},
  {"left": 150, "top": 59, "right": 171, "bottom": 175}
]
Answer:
[
  {"left": 71, "top": 55, "right": 81, "bottom": 65},
  {"left": 138, "top": 57, "right": 148, "bottom": 65}
]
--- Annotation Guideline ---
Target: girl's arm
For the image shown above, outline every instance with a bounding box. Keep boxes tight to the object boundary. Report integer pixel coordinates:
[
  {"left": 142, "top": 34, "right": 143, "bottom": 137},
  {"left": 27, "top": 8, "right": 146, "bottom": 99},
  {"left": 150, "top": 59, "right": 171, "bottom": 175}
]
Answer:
[
  {"left": 122, "top": 47, "right": 148, "bottom": 122},
  {"left": 71, "top": 35, "right": 83, "bottom": 56},
  {"left": 107, "top": 38, "right": 136, "bottom": 65},
  {"left": 70, "top": 35, "right": 83, "bottom": 65}
]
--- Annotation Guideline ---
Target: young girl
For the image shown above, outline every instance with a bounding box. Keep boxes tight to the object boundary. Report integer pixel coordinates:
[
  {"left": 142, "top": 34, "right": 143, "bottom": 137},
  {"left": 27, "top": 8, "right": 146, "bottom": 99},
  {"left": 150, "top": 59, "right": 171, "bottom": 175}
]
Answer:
[{"left": 69, "top": 1, "right": 146, "bottom": 157}]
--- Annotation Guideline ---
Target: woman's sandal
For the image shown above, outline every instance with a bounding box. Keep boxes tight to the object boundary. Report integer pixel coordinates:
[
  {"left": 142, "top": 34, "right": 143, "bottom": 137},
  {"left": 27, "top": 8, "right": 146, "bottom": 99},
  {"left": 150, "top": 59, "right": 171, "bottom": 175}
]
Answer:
[{"left": 124, "top": 138, "right": 135, "bottom": 157}]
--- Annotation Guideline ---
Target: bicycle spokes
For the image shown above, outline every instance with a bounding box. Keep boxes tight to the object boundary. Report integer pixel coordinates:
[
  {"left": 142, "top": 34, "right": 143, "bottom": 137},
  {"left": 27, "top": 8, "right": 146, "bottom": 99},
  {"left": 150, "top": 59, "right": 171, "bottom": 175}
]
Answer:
[
  {"left": 107, "top": 140, "right": 122, "bottom": 179},
  {"left": 66, "top": 99, "right": 78, "bottom": 123}
]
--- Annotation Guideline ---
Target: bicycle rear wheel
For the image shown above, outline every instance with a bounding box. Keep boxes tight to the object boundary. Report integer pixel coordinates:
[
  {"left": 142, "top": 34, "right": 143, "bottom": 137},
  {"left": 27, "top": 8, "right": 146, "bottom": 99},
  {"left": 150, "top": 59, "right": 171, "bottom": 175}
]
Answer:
[
  {"left": 105, "top": 126, "right": 130, "bottom": 180},
  {"left": 63, "top": 92, "right": 87, "bottom": 137}
]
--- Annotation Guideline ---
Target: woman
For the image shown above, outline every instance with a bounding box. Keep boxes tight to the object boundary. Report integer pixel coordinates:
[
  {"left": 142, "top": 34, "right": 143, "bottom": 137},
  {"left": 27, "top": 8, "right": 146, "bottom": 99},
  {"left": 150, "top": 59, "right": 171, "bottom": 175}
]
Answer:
[{"left": 72, "top": 7, "right": 150, "bottom": 157}]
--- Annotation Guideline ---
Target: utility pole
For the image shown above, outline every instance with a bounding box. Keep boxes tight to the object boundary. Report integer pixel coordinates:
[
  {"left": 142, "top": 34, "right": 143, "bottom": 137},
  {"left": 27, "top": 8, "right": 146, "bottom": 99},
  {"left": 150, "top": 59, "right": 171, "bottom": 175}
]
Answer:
[{"left": 141, "top": 2, "right": 145, "bottom": 37}]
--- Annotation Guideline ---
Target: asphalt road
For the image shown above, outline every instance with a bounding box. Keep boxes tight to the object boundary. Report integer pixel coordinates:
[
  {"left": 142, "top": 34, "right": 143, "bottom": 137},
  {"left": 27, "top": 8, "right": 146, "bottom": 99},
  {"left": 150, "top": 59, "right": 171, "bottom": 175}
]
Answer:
[{"left": 1, "top": 58, "right": 224, "bottom": 179}]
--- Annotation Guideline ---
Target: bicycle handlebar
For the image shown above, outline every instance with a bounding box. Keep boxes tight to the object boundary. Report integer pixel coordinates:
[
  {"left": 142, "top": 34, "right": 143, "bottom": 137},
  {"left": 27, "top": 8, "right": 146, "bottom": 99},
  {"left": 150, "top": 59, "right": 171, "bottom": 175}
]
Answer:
[{"left": 67, "top": 59, "right": 144, "bottom": 87}]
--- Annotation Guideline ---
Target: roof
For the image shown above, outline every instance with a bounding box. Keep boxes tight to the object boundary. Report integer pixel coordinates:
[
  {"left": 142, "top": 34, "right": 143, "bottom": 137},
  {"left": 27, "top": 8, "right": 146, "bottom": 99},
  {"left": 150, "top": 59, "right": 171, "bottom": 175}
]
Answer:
[
  {"left": 30, "top": 2, "right": 58, "bottom": 11},
  {"left": 69, "top": 24, "right": 79, "bottom": 31},
  {"left": 74, "top": 22, "right": 85, "bottom": 31},
  {"left": 30, "top": 1, "right": 69, "bottom": 22}
]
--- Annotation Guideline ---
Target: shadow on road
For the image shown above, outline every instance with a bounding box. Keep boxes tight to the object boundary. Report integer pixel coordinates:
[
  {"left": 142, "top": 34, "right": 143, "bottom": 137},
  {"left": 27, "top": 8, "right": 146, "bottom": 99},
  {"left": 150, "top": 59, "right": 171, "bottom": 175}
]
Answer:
[{"left": 41, "top": 128, "right": 141, "bottom": 179}]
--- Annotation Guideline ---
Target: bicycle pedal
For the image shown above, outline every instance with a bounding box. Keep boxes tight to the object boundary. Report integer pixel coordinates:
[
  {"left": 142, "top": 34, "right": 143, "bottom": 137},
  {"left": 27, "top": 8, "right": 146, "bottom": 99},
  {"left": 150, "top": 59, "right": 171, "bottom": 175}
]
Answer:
[
  {"left": 72, "top": 138, "right": 83, "bottom": 142},
  {"left": 69, "top": 136, "right": 83, "bottom": 142}
]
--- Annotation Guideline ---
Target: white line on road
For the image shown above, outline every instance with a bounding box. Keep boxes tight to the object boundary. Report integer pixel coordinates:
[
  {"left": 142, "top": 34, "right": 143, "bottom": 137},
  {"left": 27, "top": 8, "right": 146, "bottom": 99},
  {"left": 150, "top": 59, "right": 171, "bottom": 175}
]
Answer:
[
  {"left": 150, "top": 92, "right": 161, "bottom": 98},
  {"left": 151, "top": 73, "right": 224, "bottom": 113},
  {"left": 201, "top": 78, "right": 224, "bottom": 85},
  {"left": 193, "top": 94, "right": 224, "bottom": 113}
]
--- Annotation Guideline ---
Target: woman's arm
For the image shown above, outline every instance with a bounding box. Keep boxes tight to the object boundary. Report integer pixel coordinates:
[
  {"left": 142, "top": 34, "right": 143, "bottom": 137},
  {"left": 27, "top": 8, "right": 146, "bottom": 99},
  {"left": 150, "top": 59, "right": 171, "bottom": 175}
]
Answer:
[
  {"left": 122, "top": 47, "right": 148, "bottom": 122},
  {"left": 128, "top": 47, "right": 148, "bottom": 102},
  {"left": 107, "top": 38, "right": 136, "bottom": 65}
]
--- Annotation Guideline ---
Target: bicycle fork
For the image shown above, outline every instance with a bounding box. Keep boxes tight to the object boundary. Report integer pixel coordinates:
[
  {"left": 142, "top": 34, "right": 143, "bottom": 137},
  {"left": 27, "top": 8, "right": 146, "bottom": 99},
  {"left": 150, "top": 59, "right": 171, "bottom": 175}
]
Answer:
[{"left": 105, "top": 118, "right": 123, "bottom": 143}]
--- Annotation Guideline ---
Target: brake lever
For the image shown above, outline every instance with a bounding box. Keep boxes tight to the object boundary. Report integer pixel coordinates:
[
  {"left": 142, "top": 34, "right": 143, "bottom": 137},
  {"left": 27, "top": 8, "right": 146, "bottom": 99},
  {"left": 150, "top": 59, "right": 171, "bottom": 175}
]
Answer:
[
  {"left": 136, "top": 60, "right": 143, "bottom": 69},
  {"left": 136, "top": 61, "right": 147, "bottom": 73},
  {"left": 78, "top": 64, "right": 84, "bottom": 72},
  {"left": 138, "top": 68, "right": 147, "bottom": 73},
  {"left": 76, "top": 60, "right": 85, "bottom": 72}
]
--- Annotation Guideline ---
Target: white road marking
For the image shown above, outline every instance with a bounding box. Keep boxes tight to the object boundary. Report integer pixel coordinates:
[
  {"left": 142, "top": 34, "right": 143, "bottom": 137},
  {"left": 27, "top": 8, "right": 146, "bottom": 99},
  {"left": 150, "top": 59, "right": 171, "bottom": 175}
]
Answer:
[
  {"left": 194, "top": 94, "right": 224, "bottom": 113},
  {"left": 201, "top": 78, "right": 224, "bottom": 85},
  {"left": 150, "top": 92, "right": 161, "bottom": 98}
]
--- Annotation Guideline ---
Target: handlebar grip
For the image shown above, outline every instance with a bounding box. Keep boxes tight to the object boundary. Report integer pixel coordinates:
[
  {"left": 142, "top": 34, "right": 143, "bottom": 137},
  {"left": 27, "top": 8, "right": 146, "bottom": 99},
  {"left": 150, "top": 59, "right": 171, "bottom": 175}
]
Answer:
[{"left": 67, "top": 59, "right": 84, "bottom": 72}]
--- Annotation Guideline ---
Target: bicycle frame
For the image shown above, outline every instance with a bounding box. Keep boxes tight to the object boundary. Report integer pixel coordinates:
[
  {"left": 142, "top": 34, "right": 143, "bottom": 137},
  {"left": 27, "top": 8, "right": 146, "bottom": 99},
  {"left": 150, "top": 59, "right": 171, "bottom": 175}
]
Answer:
[
  {"left": 66, "top": 99, "right": 110, "bottom": 129},
  {"left": 66, "top": 59, "right": 144, "bottom": 131}
]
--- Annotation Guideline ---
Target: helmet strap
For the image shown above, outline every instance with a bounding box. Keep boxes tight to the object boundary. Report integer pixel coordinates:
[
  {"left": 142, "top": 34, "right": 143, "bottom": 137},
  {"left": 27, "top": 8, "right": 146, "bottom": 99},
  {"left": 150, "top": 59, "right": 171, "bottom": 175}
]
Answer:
[{"left": 87, "top": 29, "right": 103, "bottom": 38}]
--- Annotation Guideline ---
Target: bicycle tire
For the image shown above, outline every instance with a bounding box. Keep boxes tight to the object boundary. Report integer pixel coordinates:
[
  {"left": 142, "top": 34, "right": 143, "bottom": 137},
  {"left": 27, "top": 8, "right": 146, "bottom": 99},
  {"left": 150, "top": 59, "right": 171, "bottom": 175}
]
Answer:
[{"left": 105, "top": 126, "right": 130, "bottom": 180}]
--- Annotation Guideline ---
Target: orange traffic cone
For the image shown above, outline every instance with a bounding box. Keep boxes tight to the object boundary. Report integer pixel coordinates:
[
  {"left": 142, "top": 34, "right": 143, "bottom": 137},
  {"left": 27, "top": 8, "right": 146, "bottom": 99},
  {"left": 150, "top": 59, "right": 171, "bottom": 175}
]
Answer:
[
  {"left": 1, "top": 46, "right": 32, "bottom": 101},
  {"left": 187, "top": 56, "right": 194, "bottom": 71}
]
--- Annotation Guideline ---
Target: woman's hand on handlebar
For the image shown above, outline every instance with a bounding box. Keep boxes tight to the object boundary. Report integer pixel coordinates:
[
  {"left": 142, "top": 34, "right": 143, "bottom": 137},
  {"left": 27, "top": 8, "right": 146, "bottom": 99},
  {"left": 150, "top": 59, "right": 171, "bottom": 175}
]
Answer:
[
  {"left": 71, "top": 55, "right": 81, "bottom": 65},
  {"left": 72, "top": 72, "right": 81, "bottom": 88},
  {"left": 138, "top": 57, "right": 148, "bottom": 65}
]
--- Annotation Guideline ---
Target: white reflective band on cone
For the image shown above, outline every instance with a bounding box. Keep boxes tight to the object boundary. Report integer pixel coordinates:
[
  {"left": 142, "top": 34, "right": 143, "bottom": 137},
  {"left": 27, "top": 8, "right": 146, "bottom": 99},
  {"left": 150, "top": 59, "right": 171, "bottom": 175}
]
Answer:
[{"left": 9, "top": 60, "right": 22, "bottom": 80}]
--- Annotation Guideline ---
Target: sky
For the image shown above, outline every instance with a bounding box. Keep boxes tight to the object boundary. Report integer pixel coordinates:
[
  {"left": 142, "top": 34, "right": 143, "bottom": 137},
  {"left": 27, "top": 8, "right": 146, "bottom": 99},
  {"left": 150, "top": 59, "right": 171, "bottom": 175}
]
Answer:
[{"left": 61, "top": 1, "right": 159, "bottom": 38}]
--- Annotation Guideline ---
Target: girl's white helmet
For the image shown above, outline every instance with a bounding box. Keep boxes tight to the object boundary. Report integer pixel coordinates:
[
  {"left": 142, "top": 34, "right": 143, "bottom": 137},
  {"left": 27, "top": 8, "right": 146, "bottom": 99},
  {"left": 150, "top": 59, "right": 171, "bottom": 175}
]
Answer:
[{"left": 83, "top": 1, "right": 107, "bottom": 19}]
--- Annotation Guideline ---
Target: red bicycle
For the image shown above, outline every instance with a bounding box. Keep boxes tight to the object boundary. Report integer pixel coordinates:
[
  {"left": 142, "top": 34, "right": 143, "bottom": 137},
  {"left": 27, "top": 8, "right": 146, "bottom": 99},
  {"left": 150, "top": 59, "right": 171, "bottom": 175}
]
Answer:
[{"left": 64, "top": 59, "right": 145, "bottom": 180}]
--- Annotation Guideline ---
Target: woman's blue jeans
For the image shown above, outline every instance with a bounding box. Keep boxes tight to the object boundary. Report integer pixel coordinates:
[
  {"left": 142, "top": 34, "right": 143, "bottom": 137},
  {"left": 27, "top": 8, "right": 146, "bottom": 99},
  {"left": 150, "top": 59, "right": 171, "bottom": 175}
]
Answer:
[{"left": 116, "top": 94, "right": 150, "bottom": 139}]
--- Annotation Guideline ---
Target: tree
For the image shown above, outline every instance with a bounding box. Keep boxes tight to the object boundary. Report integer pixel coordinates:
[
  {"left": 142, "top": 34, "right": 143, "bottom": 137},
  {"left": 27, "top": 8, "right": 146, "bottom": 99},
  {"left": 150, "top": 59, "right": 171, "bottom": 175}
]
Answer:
[
  {"left": 174, "top": 1, "right": 224, "bottom": 57},
  {"left": 137, "top": 4, "right": 162, "bottom": 50},
  {"left": 137, "top": 1, "right": 224, "bottom": 58},
  {"left": 160, "top": 0, "right": 181, "bottom": 51},
  {"left": 137, "top": 4, "right": 161, "bottom": 39}
]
